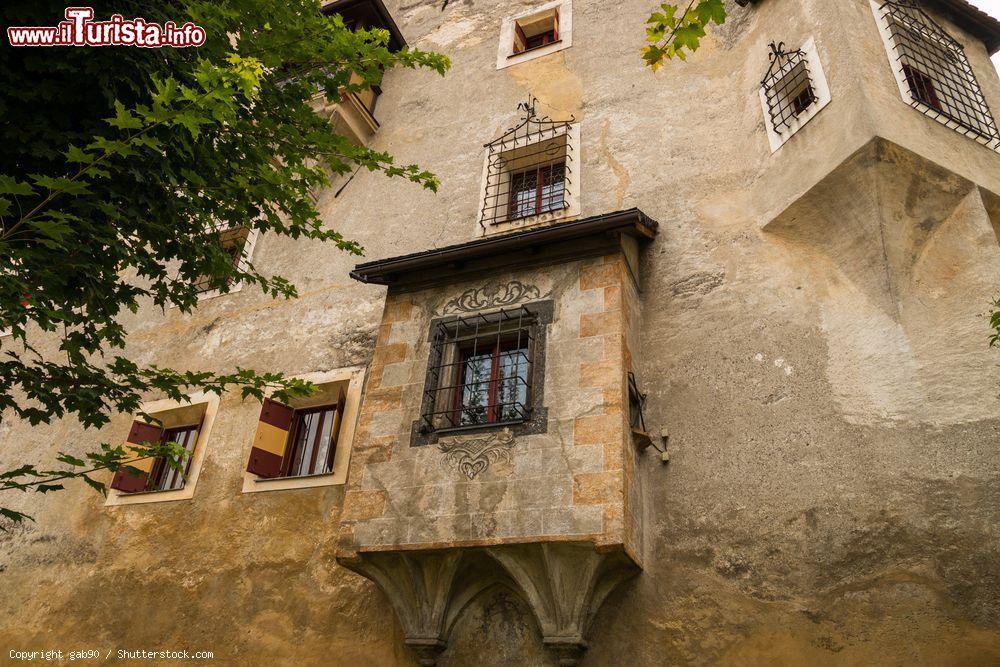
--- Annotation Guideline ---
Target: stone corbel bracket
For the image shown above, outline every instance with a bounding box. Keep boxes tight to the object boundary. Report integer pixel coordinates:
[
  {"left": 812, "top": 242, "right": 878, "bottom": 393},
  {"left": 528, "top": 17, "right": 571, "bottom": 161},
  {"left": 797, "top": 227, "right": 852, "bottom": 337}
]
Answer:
[{"left": 339, "top": 542, "right": 640, "bottom": 665}]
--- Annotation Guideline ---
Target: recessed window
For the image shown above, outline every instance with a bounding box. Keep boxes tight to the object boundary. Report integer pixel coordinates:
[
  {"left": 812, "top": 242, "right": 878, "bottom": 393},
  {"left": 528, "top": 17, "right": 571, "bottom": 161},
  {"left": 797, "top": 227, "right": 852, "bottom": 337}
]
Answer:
[
  {"left": 871, "top": 0, "right": 999, "bottom": 149},
  {"left": 247, "top": 393, "right": 345, "bottom": 479},
  {"left": 758, "top": 38, "right": 832, "bottom": 152},
  {"left": 479, "top": 100, "right": 579, "bottom": 232},
  {"left": 420, "top": 307, "right": 537, "bottom": 433},
  {"left": 242, "top": 367, "right": 364, "bottom": 492},
  {"left": 497, "top": 1, "right": 572, "bottom": 69},
  {"left": 106, "top": 392, "right": 219, "bottom": 506},
  {"left": 513, "top": 9, "right": 559, "bottom": 54}
]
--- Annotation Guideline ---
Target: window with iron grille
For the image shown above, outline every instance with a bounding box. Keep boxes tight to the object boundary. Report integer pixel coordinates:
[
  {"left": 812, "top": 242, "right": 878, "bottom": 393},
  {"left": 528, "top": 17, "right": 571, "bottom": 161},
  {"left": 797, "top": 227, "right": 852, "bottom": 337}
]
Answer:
[
  {"left": 872, "top": 0, "right": 1000, "bottom": 147},
  {"left": 762, "top": 42, "right": 816, "bottom": 133},
  {"left": 193, "top": 225, "right": 256, "bottom": 295},
  {"left": 758, "top": 38, "right": 831, "bottom": 152},
  {"left": 417, "top": 305, "right": 552, "bottom": 439},
  {"left": 479, "top": 99, "right": 577, "bottom": 230}
]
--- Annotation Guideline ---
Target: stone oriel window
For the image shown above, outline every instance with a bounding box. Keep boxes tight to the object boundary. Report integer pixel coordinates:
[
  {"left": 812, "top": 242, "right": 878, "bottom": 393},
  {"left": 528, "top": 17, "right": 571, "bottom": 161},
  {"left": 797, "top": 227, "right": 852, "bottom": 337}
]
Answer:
[
  {"left": 758, "top": 38, "right": 831, "bottom": 152},
  {"left": 242, "top": 367, "right": 364, "bottom": 493},
  {"left": 478, "top": 100, "right": 580, "bottom": 234},
  {"left": 414, "top": 303, "right": 552, "bottom": 444},
  {"left": 870, "top": 0, "right": 1000, "bottom": 149},
  {"left": 105, "top": 391, "right": 220, "bottom": 506},
  {"left": 497, "top": 0, "right": 573, "bottom": 70}
]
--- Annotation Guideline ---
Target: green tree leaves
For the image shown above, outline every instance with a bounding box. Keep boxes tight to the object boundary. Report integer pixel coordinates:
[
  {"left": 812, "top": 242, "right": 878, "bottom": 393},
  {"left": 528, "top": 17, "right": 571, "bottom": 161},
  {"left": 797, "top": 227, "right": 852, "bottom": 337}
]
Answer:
[
  {"left": 642, "top": 0, "right": 727, "bottom": 70},
  {"left": 0, "top": 0, "right": 450, "bottom": 528},
  {"left": 990, "top": 297, "right": 999, "bottom": 347}
]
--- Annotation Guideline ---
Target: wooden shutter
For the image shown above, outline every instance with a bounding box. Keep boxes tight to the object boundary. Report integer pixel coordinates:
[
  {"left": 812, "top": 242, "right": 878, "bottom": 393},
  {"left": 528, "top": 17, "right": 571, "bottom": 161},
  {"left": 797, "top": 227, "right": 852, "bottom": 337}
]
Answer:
[
  {"left": 247, "top": 398, "right": 294, "bottom": 478},
  {"left": 513, "top": 22, "right": 527, "bottom": 54},
  {"left": 110, "top": 420, "right": 162, "bottom": 493},
  {"left": 552, "top": 7, "right": 560, "bottom": 41},
  {"left": 326, "top": 390, "right": 348, "bottom": 472}
]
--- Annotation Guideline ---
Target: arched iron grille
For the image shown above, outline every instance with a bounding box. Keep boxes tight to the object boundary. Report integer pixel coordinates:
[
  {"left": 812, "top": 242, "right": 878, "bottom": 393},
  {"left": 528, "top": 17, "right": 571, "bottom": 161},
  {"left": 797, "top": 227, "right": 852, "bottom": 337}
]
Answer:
[
  {"left": 761, "top": 42, "right": 816, "bottom": 133},
  {"left": 480, "top": 98, "right": 576, "bottom": 229},
  {"left": 877, "top": 0, "right": 999, "bottom": 143}
]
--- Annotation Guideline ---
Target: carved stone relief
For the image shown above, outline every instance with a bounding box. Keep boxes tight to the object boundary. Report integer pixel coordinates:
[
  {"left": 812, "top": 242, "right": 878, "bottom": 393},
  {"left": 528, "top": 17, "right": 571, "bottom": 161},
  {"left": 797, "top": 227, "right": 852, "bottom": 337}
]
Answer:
[
  {"left": 340, "top": 542, "right": 640, "bottom": 666},
  {"left": 438, "top": 279, "right": 543, "bottom": 314},
  {"left": 438, "top": 429, "right": 516, "bottom": 479}
]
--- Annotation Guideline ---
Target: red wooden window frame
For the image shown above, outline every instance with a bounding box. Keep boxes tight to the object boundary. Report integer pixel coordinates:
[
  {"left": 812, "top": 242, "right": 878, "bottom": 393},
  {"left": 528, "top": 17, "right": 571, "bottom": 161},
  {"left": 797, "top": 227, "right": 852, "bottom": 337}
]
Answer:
[
  {"left": 507, "top": 162, "right": 566, "bottom": 221},
  {"left": 791, "top": 85, "right": 816, "bottom": 116},
  {"left": 902, "top": 64, "right": 942, "bottom": 111},
  {"left": 144, "top": 424, "right": 199, "bottom": 492},
  {"left": 451, "top": 338, "right": 529, "bottom": 426},
  {"left": 280, "top": 403, "right": 341, "bottom": 477}
]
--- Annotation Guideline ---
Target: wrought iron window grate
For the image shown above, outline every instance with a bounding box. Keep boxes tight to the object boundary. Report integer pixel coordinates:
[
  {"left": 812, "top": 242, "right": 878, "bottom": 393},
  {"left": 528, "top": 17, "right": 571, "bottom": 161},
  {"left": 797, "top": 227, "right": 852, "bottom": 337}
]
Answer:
[
  {"left": 422, "top": 306, "right": 536, "bottom": 433},
  {"left": 761, "top": 42, "right": 816, "bottom": 133},
  {"left": 193, "top": 225, "right": 253, "bottom": 294},
  {"left": 480, "top": 98, "right": 575, "bottom": 228},
  {"left": 877, "top": 0, "right": 999, "bottom": 143}
]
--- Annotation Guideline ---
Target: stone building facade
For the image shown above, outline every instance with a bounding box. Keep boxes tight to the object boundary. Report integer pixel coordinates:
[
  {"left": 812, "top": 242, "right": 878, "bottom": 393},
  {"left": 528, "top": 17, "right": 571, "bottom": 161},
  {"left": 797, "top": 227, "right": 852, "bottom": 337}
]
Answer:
[{"left": 2, "top": 0, "right": 1000, "bottom": 664}]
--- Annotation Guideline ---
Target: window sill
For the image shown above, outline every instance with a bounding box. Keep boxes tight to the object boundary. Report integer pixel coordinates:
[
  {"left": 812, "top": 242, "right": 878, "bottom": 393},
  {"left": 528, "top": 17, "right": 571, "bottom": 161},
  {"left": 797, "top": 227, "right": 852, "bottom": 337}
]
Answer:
[
  {"left": 431, "top": 419, "right": 529, "bottom": 437},
  {"left": 253, "top": 471, "right": 335, "bottom": 483},
  {"left": 508, "top": 39, "right": 563, "bottom": 58},
  {"left": 117, "top": 485, "right": 186, "bottom": 497}
]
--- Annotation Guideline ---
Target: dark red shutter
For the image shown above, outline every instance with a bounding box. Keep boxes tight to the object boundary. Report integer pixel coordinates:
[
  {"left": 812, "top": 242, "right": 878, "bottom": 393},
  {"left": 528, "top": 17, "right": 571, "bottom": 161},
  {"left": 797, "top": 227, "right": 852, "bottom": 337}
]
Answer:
[
  {"left": 514, "top": 22, "right": 527, "bottom": 54},
  {"left": 247, "top": 398, "right": 295, "bottom": 478},
  {"left": 110, "top": 420, "right": 162, "bottom": 493}
]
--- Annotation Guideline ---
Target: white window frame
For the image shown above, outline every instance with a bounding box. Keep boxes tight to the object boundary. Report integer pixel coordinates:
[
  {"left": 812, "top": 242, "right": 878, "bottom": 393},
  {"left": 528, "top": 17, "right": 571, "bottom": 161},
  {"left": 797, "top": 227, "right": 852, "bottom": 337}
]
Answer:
[
  {"left": 869, "top": 0, "right": 1000, "bottom": 152},
  {"left": 497, "top": 0, "right": 573, "bottom": 70},
  {"left": 105, "top": 391, "right": 220, "bottom": 506},
  {"left": 241, "top": 366, "right": 366, "bottom": 493},
  {"left": 759, "top": 37, "right": 832, "bottom": 152}
]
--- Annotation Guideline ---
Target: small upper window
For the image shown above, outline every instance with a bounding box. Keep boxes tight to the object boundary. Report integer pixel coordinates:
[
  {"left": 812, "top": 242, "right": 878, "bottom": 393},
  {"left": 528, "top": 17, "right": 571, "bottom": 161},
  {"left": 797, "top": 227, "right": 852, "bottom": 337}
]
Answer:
[
  {"left": 870, "top": 0, "right": 1000, "bottom": 149},
  {"left": 282, "top": 404, "right": 343, "bottom": 477},
  {"left": 758, "top": 38, "right": 832, "bottom": 152},
  {"left": 498, "top": 1, "right": 572, "bottom": 69},
  {"left": 420, "top": 307, "right": 537, "bottom": 433},
  {"left": 193, "top": 225, "right": 257, "bottom": 298},
  {"left": 513, "top": 8, "right": 559, "bottom": 54}
]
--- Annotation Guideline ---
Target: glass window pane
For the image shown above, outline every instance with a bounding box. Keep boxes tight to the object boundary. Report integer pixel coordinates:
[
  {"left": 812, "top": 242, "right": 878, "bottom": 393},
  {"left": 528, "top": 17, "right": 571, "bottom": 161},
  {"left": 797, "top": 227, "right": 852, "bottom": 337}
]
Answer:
[
  {"left": 497, "top": 347, "right": 529, "bottom": 421},
  {"left": 460, "top": 351, "right": 493, "bottom": 425},
  {"left": 509, "top": 171, "right": 537, "bottom": 219},
  {"left": 310, "top": 408, "right": 336, "bottom": 475}
]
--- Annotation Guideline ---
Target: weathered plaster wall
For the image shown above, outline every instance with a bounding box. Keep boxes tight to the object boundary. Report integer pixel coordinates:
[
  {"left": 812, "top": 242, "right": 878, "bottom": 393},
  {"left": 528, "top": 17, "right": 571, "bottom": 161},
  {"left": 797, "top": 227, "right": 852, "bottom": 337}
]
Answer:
[{"left": 1, "top": 0, "right": 999, "bottom": 664}]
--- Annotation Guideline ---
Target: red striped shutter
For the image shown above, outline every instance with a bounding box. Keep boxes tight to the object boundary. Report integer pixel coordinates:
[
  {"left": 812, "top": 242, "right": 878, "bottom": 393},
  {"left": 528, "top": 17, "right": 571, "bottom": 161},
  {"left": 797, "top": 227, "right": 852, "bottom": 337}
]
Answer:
[
  {"left": 514, "top": 22, "right": 527, "bottom": 54},
  {"left": 247, "top": 398, "right": 295, "bottom": 478},
  {"left": 110, "top": 420, "right": 163, "bottom": 493}
]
